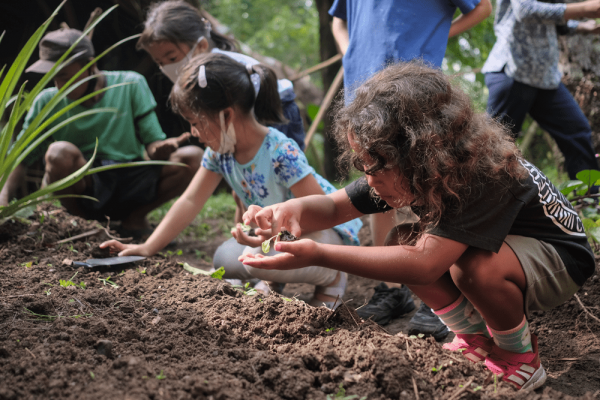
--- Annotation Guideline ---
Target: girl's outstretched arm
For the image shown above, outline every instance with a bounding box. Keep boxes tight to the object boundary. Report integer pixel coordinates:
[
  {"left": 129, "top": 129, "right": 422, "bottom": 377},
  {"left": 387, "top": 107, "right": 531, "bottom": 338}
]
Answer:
[
  {"left": 244, "top": 188, "right": 363, "bottom": 238},
  {"left": 101, "top": 167, "right": 223, "bottom": 256},
  {"left": 240, "top": 233, "right": 468, "bottom": 286}
]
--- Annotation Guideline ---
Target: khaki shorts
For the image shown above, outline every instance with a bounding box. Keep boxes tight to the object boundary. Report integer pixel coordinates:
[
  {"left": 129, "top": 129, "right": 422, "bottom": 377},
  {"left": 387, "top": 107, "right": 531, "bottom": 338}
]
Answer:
[{"left": 504, "top": 235, "right": 580, "bottom": 317}]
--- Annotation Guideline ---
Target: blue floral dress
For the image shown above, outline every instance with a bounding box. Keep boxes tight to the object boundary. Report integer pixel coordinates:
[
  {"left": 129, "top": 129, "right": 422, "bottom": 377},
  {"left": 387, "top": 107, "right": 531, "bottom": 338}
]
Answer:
[{"left": 202, "top": 128, "right": 362, "bottom": 246}]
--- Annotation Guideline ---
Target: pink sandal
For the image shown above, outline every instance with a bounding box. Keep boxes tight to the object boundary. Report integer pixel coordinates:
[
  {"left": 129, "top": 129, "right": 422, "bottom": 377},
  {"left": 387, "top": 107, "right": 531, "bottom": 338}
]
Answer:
[{"left": 443, "top": 333, "right": 494, "bottom": 363}]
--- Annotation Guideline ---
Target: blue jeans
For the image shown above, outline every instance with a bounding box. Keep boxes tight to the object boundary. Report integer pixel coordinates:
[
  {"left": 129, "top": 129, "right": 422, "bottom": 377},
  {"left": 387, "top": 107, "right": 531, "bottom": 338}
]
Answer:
[{"left": 485, "top": 71, "right": 598, "bottom": 180}]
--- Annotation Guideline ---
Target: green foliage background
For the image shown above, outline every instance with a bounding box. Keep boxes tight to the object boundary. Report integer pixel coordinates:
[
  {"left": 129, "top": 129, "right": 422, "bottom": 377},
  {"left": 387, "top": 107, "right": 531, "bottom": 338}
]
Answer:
[{"left": 206, "top": 0, "right": 320, "bottom": 73}]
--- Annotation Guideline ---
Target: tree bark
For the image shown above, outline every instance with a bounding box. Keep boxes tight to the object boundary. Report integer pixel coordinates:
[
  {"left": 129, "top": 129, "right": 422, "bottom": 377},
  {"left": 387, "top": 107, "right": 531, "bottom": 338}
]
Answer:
[
  {"left": 315, "top": 0, "right": 347, "bottom": 182},
  {"left": 559, "top": 6, "right": 600, "bottom": 154}
]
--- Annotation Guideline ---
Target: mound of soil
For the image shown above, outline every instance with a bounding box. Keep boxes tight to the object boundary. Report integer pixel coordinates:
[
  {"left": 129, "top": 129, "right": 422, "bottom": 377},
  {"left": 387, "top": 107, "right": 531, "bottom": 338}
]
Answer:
[{"left": 0, "top": 205, "right": 598, "bottom": 399}]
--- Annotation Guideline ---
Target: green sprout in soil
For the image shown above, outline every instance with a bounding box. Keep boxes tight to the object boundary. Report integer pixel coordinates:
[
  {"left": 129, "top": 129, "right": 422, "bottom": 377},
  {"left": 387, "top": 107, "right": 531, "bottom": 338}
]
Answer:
[
  {"left": 326, "top": 383, "right": 366, "bottom": 400},
  {"left": 90, "top": 371, "right": 95, "bottom": 379},
  {"left": 179, "top": 262, "right": 225, "bottom": 280},
  {"left": 156, "top": 370, "right": 166, "bottom": 380},
  {"left": 232, "top": 281, "right": 257, "bottom": 296},
  {"left": 69, "top": 244, "right": 78, "bottom": 254},
  {"left": 159, "top": 249, "right": 183, "bottom": 258},
  {"left": 325, "top": 327, "right": 335, "bottom": 333},
  {"left": 59, "top": 272, "right": 86, "bottom": 289},
  {"left": 44, "top": 288, "right": 51, "bottom": 296},
  {"left": 137, "top": 267, "right": 146, "bottom": 274},
  {"left": 98, "top": 276, "right": 119, "bottom": 288},
  {"left": 21, "top": 261, "right": 33, "bottom": 268}
]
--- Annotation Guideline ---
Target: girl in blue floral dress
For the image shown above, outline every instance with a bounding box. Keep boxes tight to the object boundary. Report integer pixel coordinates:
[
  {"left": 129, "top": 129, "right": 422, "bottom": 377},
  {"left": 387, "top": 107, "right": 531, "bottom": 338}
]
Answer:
[{"left": 101, "top": 53, "right": 362, "bottom": 309}]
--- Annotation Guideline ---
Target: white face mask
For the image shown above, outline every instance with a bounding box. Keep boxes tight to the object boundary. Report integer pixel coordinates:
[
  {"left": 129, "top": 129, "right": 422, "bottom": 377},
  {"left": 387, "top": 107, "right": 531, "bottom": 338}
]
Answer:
[
  {"left": 218, "top": 110, "right": 236, "bottom": 154},
  {"left": 159, "top": 36, "right": 204, "bottom": 83}
]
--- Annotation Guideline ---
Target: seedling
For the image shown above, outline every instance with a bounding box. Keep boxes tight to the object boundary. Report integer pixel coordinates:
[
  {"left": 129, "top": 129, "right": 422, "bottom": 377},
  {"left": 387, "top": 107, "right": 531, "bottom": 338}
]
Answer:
[
  {"left": 262, "top": 232, "right": 281, "bottom": 253},
  {"left": 44, "top": 288, "right": 51, "bottom": 296},
  {"left": 232, "top": 281, "right": 257, "bottom": 296},
  {"left": 137, "top": 267, "right": 146, "bottom": 274},
  {"left": 21, "top": 261, "right": 33, "bottom": 268},
  {"left": 59, "top": 272, "right": 86, "bottom": 289},
  {"left": 325, "top": 327, "right": 335, "bottom": 333},
  {"left": 494, "top": 373, "right": 498, "bottom": 392},
  {"left": 69, "top": 244, "right": 78, "bottom": 254},
  {"left": 282, "top": 297, "right": 292, "bottom": 302},
  {"left": 90, "top": 372, "right": 95, "bottom": 379},
  {"left": 68, "top": 299, "right": 75, "bottom": 303},
  {"left": 98, "top": 276, "right": 119, "bottom": 288},
  {"left": 156, "top": 370, "right": 166, "bottom": 380},
  {"left": 240, "top": 223, "right": 252, "bottom": 232},
  {"left": 159, "top": 249, "right": 183, "bottom": 258},
  {"left": 325, "top": 383, "right": 366, "bottom": 400},
  {"left": 179, "top": 262, "right": 225, "bottom": 280},
  {"left": 261, "top": 229, "right": 299, "bottom": 253},
  {"left": 39, "top": 214, "right": 45, "bottom": 224}
]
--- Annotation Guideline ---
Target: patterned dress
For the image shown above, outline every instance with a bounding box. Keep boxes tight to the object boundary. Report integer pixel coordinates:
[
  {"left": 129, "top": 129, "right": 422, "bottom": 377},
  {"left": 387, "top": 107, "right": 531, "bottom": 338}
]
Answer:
[{"left": 202, "top": 128, "right": 362, "bottom": 246}]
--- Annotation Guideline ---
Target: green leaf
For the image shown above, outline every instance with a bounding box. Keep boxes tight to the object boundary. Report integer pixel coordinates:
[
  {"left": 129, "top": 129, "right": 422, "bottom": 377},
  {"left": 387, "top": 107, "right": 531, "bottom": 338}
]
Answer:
[
  {"left": 575, "top": 170, "right": 600, "bottom": 189},
  {"left": 262, "top": 239, "right": 271, "bottom": 254},
  {"left": 210, "top": 266, "right": 225, "bottom": 280},
  {"left": 558, "top": 180, "right": 585, "bottom": 196}
]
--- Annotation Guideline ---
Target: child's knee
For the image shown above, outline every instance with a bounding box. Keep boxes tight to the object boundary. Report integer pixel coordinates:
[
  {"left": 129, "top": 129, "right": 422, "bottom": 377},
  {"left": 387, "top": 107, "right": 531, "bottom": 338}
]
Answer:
[
  {"left": 451, "top": 248, "right": 493, "bottom": 289},
  {"left": 45, "top": 142, "right": 84, "bottom": 171}
]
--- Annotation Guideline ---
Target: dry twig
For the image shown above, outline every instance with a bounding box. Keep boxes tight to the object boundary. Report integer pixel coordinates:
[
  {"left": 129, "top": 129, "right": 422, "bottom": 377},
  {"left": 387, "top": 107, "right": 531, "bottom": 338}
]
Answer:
[
  {"left": 25, "top": 348, "right": 36, "bottom": 358},
  {"left": 446, "top": 377, "right": 475, "bottom": 400},
  {"left": 574, "top": 294, "right": 600, "bottom": 324},
  {"left": 412, "top": 376, "right": 420, "bottom": 400}
]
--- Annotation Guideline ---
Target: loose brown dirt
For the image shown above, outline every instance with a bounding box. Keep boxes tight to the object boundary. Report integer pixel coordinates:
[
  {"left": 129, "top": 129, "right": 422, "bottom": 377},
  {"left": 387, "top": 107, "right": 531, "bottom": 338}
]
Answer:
[{"left": 0, "top": 205, "right": 599, "bottom": 399}]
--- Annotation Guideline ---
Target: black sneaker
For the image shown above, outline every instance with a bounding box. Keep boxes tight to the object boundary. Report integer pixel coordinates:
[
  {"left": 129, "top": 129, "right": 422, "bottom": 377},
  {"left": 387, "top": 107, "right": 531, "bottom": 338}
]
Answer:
[
  {"left": 407, "top": 302, "right": 449, "bottom": 341},
  {"left": 356, "top": 283, "right": 416, "bottom": 325}
]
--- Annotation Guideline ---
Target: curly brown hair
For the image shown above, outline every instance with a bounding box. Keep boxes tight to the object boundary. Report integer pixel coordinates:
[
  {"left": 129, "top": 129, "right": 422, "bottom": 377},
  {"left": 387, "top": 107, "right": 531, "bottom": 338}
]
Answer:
[{"left": 333, "top": 61, "right": 527, "bottom": 231}]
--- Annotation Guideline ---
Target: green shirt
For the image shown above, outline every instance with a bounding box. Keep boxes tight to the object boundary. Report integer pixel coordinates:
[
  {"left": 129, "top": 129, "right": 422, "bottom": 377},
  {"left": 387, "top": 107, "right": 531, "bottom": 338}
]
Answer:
[{"left": 20, "top": 70, "right": 166, "bottom": 166}]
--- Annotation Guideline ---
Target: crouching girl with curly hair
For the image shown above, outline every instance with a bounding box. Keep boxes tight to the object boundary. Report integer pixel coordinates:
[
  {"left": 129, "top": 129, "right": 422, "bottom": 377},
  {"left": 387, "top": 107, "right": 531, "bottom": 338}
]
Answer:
[{"left": 239, "top": 61, "right": 596, "bottom": 391}]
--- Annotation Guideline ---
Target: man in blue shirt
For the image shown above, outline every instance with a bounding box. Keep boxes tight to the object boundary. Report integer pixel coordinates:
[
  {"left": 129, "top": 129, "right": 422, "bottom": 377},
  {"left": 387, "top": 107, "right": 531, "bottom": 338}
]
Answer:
[
  {"left": 483, "top": 0, "right": 600, "bottom": 180},
  {"left": 329, "top": 0, "right": 492, "bottom": 339}
]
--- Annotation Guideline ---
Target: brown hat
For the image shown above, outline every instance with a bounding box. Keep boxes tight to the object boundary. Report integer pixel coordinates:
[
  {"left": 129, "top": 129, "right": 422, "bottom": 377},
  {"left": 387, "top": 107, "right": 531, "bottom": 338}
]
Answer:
[{"left": 26, "top": 28, "right": 95, "bottom": 74}]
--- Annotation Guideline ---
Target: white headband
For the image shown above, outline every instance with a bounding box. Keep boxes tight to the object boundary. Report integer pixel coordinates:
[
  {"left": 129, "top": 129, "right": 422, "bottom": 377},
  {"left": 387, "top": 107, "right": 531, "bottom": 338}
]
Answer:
[
  {"left": 246, "top": 64, "right": 260, "bottom": 98},
  {"left": 198, "top": 65, "right": 207, "bottom": 88}
]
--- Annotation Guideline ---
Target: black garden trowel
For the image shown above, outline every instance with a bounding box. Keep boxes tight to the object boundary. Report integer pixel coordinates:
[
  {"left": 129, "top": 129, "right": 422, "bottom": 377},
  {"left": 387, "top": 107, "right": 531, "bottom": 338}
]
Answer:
[{"left": 72, "top": 256, "right": 146, "bottom": 269}]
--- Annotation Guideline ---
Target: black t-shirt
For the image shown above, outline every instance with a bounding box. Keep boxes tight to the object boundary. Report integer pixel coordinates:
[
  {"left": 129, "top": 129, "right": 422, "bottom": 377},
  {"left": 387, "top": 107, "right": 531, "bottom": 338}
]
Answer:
[{"left": 345, "top": 160, "right": 596, "bottom": 286}]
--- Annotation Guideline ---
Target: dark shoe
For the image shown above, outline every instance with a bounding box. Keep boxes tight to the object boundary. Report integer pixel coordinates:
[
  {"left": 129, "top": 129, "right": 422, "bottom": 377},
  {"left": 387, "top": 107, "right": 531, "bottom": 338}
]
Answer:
[
  {"left": 356, "top": 283, "right": 416, "bottom": 325},
  {"left": 407, "top": 302, "right": 450, "bottom": 341}
]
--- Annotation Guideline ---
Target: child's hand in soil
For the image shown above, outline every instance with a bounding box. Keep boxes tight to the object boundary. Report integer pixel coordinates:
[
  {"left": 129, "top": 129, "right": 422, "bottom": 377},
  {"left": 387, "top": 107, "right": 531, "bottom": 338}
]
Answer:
[
  {"left": 147, "top": 132, "right": 191, "bottom": 160},
  {"left": 239, "top": 239, "right": 318, "bottom": 270},
  {"left": 99, "top": 240, "right": 152, "bottom": 257},
  {"left": 231, "top": 223, "right": 267, "bottom": 247},
  {"left": 243, "top": 202, "right": 302, "bottom": 239}
]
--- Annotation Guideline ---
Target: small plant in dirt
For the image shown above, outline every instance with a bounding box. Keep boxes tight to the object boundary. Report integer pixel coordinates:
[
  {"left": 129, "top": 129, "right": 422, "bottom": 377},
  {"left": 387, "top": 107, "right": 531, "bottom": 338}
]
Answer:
[
  {"left": 98, "top": 276, "right": 118, "bottom": 288},
  {"left": 326, "top": 383, "right": 366, "bottom": 400},
  {"left": 137, "top": 267, "right": 146, "bottom": 274},
  {"left": 179, "top": 262, "right": 225, "bottom": 280},
  {"left": 59, "top": 272, "right": 86, "bottom": 289},
  {"left": 89, "top": 372, "right": 95, "bottom": 379},
  {"left": 159, "top": 249, "right": 183, "bottom": 258},
  {"left": 156, "top": 370, "right": 166, "bottom": 380},
  {"left": 232, "top": 281, "right": 257, "bottom": 296}
]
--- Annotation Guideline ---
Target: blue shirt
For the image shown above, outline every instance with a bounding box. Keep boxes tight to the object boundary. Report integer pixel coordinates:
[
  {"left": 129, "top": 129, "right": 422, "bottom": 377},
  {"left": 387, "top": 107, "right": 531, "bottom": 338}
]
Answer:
[
  {"left": 481, "top": 0, "right": 579, "bottom": 89},
  {"left": 201, "top": 128, "right": 363, "bottom": 246},
  {"left": 329, "top": 0, "right": 481, "bottom": 103}
]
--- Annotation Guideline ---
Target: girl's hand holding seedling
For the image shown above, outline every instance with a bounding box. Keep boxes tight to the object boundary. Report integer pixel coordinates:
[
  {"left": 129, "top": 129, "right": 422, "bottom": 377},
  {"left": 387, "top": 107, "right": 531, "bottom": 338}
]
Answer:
[
  {"left": 243, "top": 201, "right": 303, "bottom": 239},
  {"left": 230, "top": 223, "right": 266, "bottom": 247},
  {"left": 239, "top": 238, "right": 319, "bottom": 270}
]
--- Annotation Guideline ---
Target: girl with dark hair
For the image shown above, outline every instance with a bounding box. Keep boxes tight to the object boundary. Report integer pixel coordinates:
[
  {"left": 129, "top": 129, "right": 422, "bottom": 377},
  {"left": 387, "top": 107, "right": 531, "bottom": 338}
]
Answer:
[
  {"left": 239, "top": 62, "right": 596, "bottom": 391},
  {"left": 137, "top": 0, "right": 305, "bottom": 151},
  {"left": 101, "top": 53, "right": 362, "bottom": 309}
]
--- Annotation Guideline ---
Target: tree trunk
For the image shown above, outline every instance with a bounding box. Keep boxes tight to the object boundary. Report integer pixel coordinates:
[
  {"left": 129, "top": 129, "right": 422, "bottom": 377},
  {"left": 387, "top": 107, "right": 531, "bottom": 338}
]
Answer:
[
  {"left": 559, "top": 13, "right": 600, "bottom": 154},
  {"left": 315, "top": 0, "right": 347, "bottom": 182}
]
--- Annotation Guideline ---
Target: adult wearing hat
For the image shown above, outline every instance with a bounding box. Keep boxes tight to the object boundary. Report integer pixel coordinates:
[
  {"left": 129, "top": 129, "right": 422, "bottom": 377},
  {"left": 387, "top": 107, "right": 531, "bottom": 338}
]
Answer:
[{"left": 0, "top": 28, "right": 202, "bottom": 240}]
